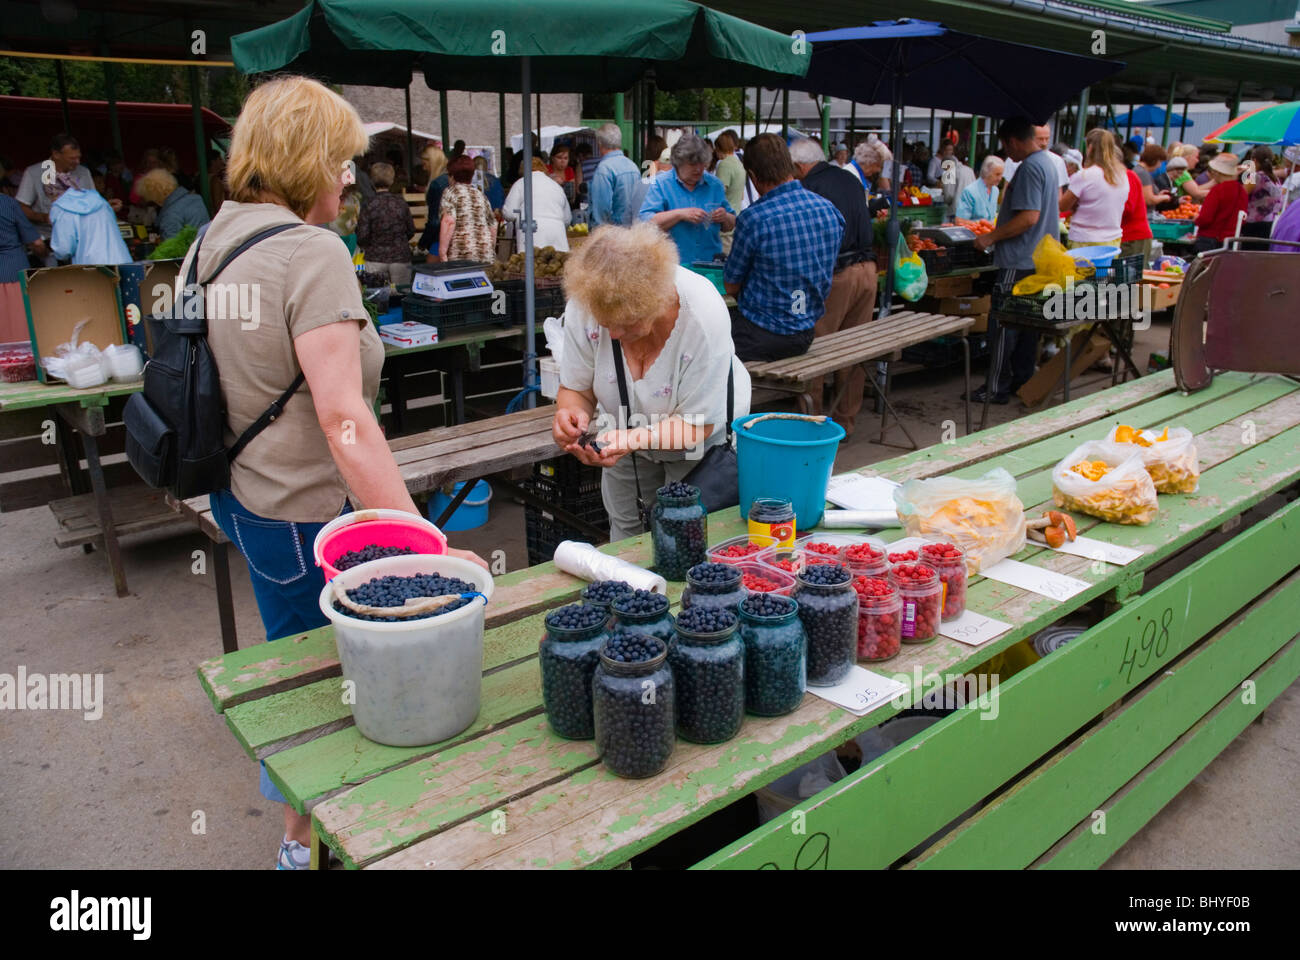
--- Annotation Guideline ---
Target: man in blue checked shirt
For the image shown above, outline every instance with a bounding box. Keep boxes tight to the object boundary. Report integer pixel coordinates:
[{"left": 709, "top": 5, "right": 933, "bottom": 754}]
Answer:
[
  {"left": 588, "top": 123, "right": 641, "bottom": 227},
  {"left": 723, "top": 134, "right": 844, "bottom": 362},
  {"left": 638, "top": 134, "right": 736, "bottom": 264}
]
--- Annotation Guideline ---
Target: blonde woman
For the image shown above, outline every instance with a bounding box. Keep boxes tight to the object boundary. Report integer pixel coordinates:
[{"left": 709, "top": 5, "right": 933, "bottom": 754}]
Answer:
[
  {"left": 553, "top": 223, "right": 750, "bottom": 539},
  {"left": 1059, "top": 128, "right": 1128, "bottom": 247},
  {"left": 135, "top": 167, "right": 210, "bottom": 240},
  {"left": 418, "top": 145, "right": 449, "bottom": 253},
  {"left": 197, "top": 75, "right": 484, "bottom": 869}
]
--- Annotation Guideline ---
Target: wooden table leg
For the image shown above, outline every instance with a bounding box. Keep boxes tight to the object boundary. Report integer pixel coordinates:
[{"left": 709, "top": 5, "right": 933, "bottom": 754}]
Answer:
[
  {"left": 309, "top": 825, "right": 330, "bottom": 870},
  {"left": 82, "top": 431, "right": 128, "bottom": 598},
  {"left": 213, "top": 540, "right": 238, "bottom": 654},
  {"left": 961, "top": 334, "right": 972, "bottom": 436}
]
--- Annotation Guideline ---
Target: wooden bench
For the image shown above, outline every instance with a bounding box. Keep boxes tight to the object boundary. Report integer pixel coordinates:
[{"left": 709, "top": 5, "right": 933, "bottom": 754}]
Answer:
[
  {"left": 744, "top": 310, "right": 976, "bottom": 447},
  {"left": 192, "top": 370, "right": 1300, "bottom": 869},
  {"left": 174, "top": 404, "right": 562, "bottom": 653}
]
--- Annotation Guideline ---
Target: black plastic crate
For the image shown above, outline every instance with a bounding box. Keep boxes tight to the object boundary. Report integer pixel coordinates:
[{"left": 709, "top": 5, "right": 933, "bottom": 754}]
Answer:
[
  {"left": 402, "top": 292, "right": 506, "bottom": 333},
  {"left": 534, "top": 456, "right": 602, "bottom": 496},
  {"left": 1092, "top": 254, "right": 1143, "bottom": 285},
  {"left": 524, "top": 496, "right": 609, "bottom": 567},
  {"left": 499, "top": 278, "right": 566, "bottom": 321}
]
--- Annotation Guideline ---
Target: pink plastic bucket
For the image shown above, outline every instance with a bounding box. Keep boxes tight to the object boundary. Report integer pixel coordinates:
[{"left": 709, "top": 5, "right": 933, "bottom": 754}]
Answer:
[{"left": 313, "top": 508, "right": 448, "bottom": 581}]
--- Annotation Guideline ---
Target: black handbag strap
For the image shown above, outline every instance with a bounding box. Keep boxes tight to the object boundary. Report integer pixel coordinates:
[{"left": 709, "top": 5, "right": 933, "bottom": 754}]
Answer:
[
  {"left": 185, "top": 221, "right": 311, "bottom": 465},
  {"left": 610, "top": 339, "right": 647, "bottom": 527}
]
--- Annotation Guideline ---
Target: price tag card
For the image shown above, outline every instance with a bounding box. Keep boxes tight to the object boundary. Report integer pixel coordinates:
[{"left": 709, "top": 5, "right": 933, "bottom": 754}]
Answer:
[
  {"left": 980, "top": 558, "right": 1091, "bottom": 602},
  {"left": 938, "top": 609, "right": 1014, "bottom": 646},
  {"left": 1048, "top": 535, "right": 1143, "bottom": 566},
  {"left": 810, "top": 666, "right": 908, "bottom": 716}
]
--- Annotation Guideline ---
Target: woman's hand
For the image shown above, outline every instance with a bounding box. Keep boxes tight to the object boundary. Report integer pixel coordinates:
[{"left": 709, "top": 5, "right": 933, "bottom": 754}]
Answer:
[
  {"left": 589, "top": 427, "right": 652, "bottom": 466},
  {"left": 680, "top": 207, "right": 709, "bottom": 225},
  {"left": 446, "top": 546, "right": 490, "bottom": 571},
  {"left": 710, "top": 209, "right": 735, "bottom": 230},
  {"left": 552, "top": 405, "right": 589, "bottom": 448}
]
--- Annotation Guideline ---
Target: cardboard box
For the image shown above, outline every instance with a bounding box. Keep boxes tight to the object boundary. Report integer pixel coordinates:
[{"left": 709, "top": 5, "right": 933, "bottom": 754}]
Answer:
[
  {"left": 117, "top": 259, "right": 184, "bottom": 355},
  {"left": 969, "top": 313, "right": 989, "bottom": 334},
  {"left": 936, "top": 294, "right": 992, "bottom": 316},
  {"left": 21, "top": 265, "right": 128, "bottom": 384},
  {"left": 1016, "top": 331, "right": 1110, "bottom": 408},
  {"left": 926, "top": 272, "right": 977, "bottom": 298},
  {"left": 379, "top": 320, "right": 438, "bottom": 348}
]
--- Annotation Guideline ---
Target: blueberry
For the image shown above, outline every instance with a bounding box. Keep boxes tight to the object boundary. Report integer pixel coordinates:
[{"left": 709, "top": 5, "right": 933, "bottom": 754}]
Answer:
[
  {"left": 675, "top": 605, "right": 737, "bottom": 635},
  {"left": 593, "top": 631, "right": 675, "bottom": 778},
  {"left": 581, "top": 580, "right": 635, "bottom": 608},
  {"left": 737, "top": 595, "right": 806, "bottom": 716},
  {"left": 651, "top": 485, "right": 707, "bottom": 581},
  {"left": 540, "top": 603, "right": 609, "bottom": 740},
  {"left": 332, "top": 543, "right": 418, "bottom": 571},
  {"left": 670, "top": 610, "right": 744, "bottom": 743},
  {"left": 792, "top": 562, "right": 858, "bottom": 686},
  {"left": 332, "top": 573, "right": 476, "bottom": 621}
]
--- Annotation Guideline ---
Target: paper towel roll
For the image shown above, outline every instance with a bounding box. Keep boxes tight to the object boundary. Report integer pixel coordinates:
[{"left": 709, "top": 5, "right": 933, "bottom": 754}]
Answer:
[
  {"left": 819, "top": 509, "right": 901, "bottom": 529},
  {"left": 554, "top": 541, "right": 667, "bottom": 594}
]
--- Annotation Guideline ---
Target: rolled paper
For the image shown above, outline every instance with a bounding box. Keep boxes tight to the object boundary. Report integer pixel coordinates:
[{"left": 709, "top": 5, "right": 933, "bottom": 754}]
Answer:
[
  {"left": 553, "top": 541, "right": 668, "bottom": 595},
  {"left": 819, "top": 509, "right": 902, "bottom": 529}
]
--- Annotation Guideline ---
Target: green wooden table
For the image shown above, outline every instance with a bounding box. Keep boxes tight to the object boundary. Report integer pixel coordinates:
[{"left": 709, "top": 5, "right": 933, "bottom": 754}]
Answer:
[
  {"left": 196, "top": 370, "right": 1300, "bottom": 869},
  {"left": 0, "top": 377, "right": 146, "bottom": 596}
]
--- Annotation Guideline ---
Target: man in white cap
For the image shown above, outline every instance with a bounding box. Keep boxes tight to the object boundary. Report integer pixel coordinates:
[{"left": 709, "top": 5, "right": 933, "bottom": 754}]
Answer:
[{"left": 1063, "top": 148, "right": 1083, "bottom": 177}]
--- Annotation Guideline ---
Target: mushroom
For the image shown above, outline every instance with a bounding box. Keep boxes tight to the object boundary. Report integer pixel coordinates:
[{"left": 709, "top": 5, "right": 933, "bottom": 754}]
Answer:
[{"left": 1025, "top": 510, "right": 1078, "bottom": 549}]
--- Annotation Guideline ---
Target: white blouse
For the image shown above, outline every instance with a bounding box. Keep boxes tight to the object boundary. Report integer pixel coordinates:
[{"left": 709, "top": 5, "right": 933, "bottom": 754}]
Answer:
[{"left": 503, "top": 171, "right": 571, "bottom": 252}]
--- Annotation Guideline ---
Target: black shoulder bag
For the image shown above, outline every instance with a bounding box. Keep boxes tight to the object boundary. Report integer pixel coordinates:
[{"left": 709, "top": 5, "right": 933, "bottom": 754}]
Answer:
[{"left": 611, "top": 341, "right": 739, "bottom": 528}]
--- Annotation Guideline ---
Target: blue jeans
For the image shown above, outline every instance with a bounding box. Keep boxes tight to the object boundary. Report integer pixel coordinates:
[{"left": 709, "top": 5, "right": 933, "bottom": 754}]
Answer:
[{"left": 209, "top": 488, "right": 349, "bottom": 803}]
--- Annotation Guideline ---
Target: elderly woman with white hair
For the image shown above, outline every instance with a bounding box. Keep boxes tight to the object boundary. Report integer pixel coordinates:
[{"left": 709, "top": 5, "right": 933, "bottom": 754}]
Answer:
[
  {"left": 955, "top": 155, "right": 1004, "bottom": 221},
  {"left": 135, "top": 167, "right": 210, "bottom": 240},
  {"left": 553, "top": 222, "right": 750, "bottom": 539},
  {"left": 848, "top": 136, "right": 893, "bottom": 195},
  {"left": 638, "top": 134, "right": 736, "bottom": 264}
]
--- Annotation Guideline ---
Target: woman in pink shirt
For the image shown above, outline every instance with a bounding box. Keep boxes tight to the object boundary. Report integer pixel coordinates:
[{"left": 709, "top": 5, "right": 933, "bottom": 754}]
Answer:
[{"left": 1059, "top": 128, "right": 1128, "bottom": 248}]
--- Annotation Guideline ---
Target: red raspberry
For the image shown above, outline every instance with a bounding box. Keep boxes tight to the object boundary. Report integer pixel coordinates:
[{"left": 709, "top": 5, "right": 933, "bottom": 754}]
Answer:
[
  {"left": 919, "top": 545, "right": 967, "bottom": 620},
  {"left": 716, "top": 541, "right": 764, "bottom": 559},
  {"left": 742, "top": 572, "right": 781, "bottom": 592},
  {"left": 844, "top": 542, "right": 884, "bottom": 562},
  {"left": 856, "top": 579, "right": 901, "bottom": 660},
  {"left": 806, "top": 541, "right": 841, "bottom": 556},
  {"left": 888, "top": 549, "right": 918, "bottom": 563},
  {"left": 769, "top": 557, "right": 797, "bottom": 572}
]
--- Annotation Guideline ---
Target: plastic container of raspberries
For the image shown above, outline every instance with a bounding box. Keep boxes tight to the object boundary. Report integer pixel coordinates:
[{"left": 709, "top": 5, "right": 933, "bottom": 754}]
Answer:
[
  {"left": 736, "top": 560, "right": 796, "bottom": 597},
  {"left": 918, "top": 541, "right": 967, "bottom": 621},
  {"left": 707, "top": 533, "right": 778, "bottom": 565},
  {"left": 853, "top": 575, "right": 902, "bottom": 662},
  {"left": 757, "top": 533, "right": 881, "bottom": 575},
  {"left": 313, "top": 508, "right": 448, "bottom": 580},
  {"left": 0, "top": 342, "right": 37, "bottom": 383},
  {"left": 892, "top": 562, "right": 942, "bottom": 644}
]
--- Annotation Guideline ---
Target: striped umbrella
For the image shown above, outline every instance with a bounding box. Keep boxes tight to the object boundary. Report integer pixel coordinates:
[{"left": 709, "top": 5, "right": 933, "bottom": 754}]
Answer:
[{"left": 1204, "top": 102, "right": 1300, "bottom": 145}]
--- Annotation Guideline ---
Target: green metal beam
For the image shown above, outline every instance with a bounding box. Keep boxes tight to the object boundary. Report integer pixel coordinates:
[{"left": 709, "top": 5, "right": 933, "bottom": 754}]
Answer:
[
  {"left": 439, "top": 90, "right": 450, "bottom": 152},
  {"left": 1074, "top": 87, "right": 1090, "bottom": 151},
  {"left": 1161, "top": 73, "right": 1177, "bottom": 147},
  {"left": 189, "top": 66, "right": 210, "bottom": 211},
  {"left": 821, "top": 96, "right": 831, "bottom": 148}
]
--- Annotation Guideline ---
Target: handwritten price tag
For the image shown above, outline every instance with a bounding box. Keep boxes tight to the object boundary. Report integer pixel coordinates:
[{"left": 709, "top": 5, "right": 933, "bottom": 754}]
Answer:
[
  {"left": 1049, "top": 535, "right": 1143, "bottom": 567},
  {"left": 939, "top": 610, "right": 1013, "bottom": 647},
  {"left": 980, "top": 558, "right": 1090, "bottom": 601},
  {"left": 810, "top": 666, "right": 908, "bottom": 716}
]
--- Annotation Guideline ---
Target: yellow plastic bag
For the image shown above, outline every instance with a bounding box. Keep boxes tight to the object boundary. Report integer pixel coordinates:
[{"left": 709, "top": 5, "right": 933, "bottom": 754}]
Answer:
[
  {"left": 1011, "top": 234, "right": 1095, "bottom": 295},
  {"left": 1052, "top": 441, "right": 1158, "bottom": 525},
  {"left": 893, "top": 468, "right": 1026, "bottom": 574}
]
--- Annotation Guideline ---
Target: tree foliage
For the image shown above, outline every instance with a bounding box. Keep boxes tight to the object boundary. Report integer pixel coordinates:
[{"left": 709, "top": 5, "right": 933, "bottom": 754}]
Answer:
[
  {"left": 0, "top": 57, "right": 246, "bottom": 117},
  {"left": 584, "top": 87, "right": 754, "bottom": 124}
]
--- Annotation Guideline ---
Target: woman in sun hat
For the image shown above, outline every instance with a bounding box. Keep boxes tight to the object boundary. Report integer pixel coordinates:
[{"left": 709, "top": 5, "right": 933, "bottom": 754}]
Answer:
[{"left": 1192, "top": 151, "right": 1248, "bottom": 253}]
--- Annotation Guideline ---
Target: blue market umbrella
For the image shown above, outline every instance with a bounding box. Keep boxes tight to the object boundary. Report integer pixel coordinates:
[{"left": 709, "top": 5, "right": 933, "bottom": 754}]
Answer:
[
  {"left": 794, "top": 19, "right": 1125, "bottom": 312},
  {"left": 1111, "top": 105, "right": 1193, "bottom": 129}
]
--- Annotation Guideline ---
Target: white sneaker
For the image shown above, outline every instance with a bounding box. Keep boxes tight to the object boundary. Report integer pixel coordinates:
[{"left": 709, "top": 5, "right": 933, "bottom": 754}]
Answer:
[{"left": 276, "top": 836, "right": 312, "bottom": 870}]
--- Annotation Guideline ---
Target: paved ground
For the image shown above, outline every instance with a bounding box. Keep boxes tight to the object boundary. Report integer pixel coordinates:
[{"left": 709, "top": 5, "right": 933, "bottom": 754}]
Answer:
[{"left": 1, "top": 314, "right": 1296, "bottom": 869}]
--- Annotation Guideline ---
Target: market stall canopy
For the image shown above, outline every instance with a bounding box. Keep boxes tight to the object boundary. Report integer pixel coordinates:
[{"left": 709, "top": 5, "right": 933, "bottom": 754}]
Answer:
[
  {"left": 1110, "top": 105, "right": 1193, "bottom": 129},
  {"left": 791, "top": 19, "right": 1125, "bottom": 122},
  {"left": 1, "top": 95, "right": 230, "bottom": 172},
  {"left": 230, "top": 0, "right": 811, "bottom": 91},
  {"left": 510, "top": 126, "right": 593, "bottom": 155},
  {"left": 1204, "top": 102, "right": 1300, "bottom": 146},
  {"left": 363, "top": 121, "right": 442, "bottom": 144}
]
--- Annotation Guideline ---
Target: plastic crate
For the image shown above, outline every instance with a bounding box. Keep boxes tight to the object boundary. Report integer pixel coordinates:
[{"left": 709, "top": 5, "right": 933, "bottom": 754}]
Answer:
[
  {"left": 1150, "top": 219, "right": 1196, "bottom": 241},
  {"left": 506, "top": 282, "right": 566, "bottom": 321},
  {"left": 689, "top": 260, "right": 727, "bottom": 296},
  {"left": 534, "top": 456, "right": 602, "bottom": 497},
  {"left": 522, "top": 476, "right": 609, "bottom": 567},
  {"left": 402, "top": 292, "right": 504, "bottom": 332},
  {"left": 1092, "top": 254, "right": 1143, "bottom": 285},
  {"left": 899, "top": 203, "right": 947, "bottom": 227}
]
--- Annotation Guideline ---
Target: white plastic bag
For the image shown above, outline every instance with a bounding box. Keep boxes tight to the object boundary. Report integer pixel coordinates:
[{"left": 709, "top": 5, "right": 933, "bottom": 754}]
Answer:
[
  {"left": 39, "top": 317, "right": 107, "bottom": 387},
  {"left": 893, "top": 468, "right": 1026, "bottom": 574},
  {"left": 1102, "top": 425, "right": 1199, "bottom": 494},
  {"left": 1052, "top": 441, "right": 1158, "bottom": 525}
]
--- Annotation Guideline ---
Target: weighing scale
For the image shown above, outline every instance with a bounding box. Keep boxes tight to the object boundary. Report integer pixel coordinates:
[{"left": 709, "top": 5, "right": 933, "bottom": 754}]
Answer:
[
  {"left": 411, "top": 260, "right": 495, "bottom": 300},
  {"left": 917, "top": 225, "right": 977, "bottom": 245}
]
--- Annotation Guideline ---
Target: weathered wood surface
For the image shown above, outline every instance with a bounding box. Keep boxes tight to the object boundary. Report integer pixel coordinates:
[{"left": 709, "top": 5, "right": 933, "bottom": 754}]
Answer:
[
  {"left": 0, "top": 377, "right": 139, "bottom": 414},
  {"left": 193, "top": 370, "right": 1300, "bottom": 869}
]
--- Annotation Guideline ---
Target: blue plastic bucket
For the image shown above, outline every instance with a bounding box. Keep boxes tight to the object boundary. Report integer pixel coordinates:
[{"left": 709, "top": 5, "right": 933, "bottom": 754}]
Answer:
[
  {"left": 1067, "top": 245, "right": 1121, "bottom": 269},
  {"left": 733, "top": 414, "right": 846, "bottom": 531},
  {"left": 428, "top": 479, "right": 493, "bottom": 532}
]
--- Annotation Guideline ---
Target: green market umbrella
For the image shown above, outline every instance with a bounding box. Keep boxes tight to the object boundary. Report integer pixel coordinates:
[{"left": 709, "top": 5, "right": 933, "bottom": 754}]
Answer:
[
  {"left": 1204, "top": 102, "right": 1300, "bottom": 146},
  {"left": 232, "top": 0, "right": 809, "bottom": 404}
]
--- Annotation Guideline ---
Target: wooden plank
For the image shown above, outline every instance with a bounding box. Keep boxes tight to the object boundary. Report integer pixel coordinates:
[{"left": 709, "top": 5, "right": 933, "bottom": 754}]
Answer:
[
  {"left": 388, "top": 406, "right": 552, "bottom": 455},
  {"left": 0, "top": 378, "right": 139, "bottom": 413},
  {"left": 910, "top": 571, "right": 1300, "bottom": 869},
  {"left": 744, "top": 314, "right": 971, "bottom": 381},
  {"left": 400, "top": 432, "right": 558, "bottom": 494},
  {"left": 1035, "top": 637, "right": 1300, "bottom": 870},
  {"left": 48, "top": 485, "right": 190, "bottom": 547},
  {"left": 224, "top": 678, "right": 355, "bottom": 760},
  {"left": 1, "top": 462, "right": 139, "bottom": 513},
  {"left": 694, "top": 496, "right": 1300, "bottom": 870}
]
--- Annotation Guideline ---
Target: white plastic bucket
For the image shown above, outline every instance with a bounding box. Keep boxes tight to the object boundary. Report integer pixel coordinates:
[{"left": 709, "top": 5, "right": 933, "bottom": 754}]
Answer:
[{"left": 319, "top": 553, "right": 494, "bottom": 747}]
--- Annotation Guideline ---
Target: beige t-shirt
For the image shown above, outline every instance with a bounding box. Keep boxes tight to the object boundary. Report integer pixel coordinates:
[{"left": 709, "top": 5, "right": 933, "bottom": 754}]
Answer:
[{"left": 186, "top": 201, "right": 384, "bottom": 521}]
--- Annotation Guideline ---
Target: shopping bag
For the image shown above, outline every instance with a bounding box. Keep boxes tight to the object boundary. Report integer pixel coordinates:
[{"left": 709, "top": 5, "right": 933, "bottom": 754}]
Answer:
[
  {"left": 894, "top": 468, "right": 1026, "bottom": 574},
  {"left": 893, "top": 233, "right": 928, "bottom": 302},
  {"left": 1012, "top": 234, "right": 1095, "bottom": 296},
  {"left": 1052, "top": 441, "right": 1158, "bottom": 525}
]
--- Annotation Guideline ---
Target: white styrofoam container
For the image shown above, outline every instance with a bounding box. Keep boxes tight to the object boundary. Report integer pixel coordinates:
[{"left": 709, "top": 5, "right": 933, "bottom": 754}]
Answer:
[
  {"left": 379, "top": 320, "right": 438, "bottom": 348},
  {"left": 538, "top": 355, "right": 559, "bottom": 399}
]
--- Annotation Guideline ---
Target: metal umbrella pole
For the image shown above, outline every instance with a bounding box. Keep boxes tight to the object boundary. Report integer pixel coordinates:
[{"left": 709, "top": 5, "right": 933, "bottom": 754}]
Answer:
[{"left": 521, "top": 56, "right": 537, "bottom": 408}]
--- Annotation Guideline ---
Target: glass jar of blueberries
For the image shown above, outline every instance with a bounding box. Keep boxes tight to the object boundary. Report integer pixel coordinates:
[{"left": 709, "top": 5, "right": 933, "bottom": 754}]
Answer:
[
  {"left": 670, "top": 607, "right": 745, "bottom": 744},
  {"left": 680, "top": 562, "right": 746, "bottom": 615},
  {"left": 539, "top": 603, "right": 611, "bottom": 740},
  {"left": 592, "top": 632, "right": 676, "bottom": 779},
  {"left": 736, "top": 593, "right": 807, "bottom": 717},
  {"left": 609, "top": 589, "right": 675, "bottom": 646},
  {"left": 650, "top": 482, "right": 708, "bottom": 581},
  {"left": 580, "top": 579, "right": 634, "bottom": 623},
  {"left": 791, "top": 562, "right": 859, "bottom": 686}
]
